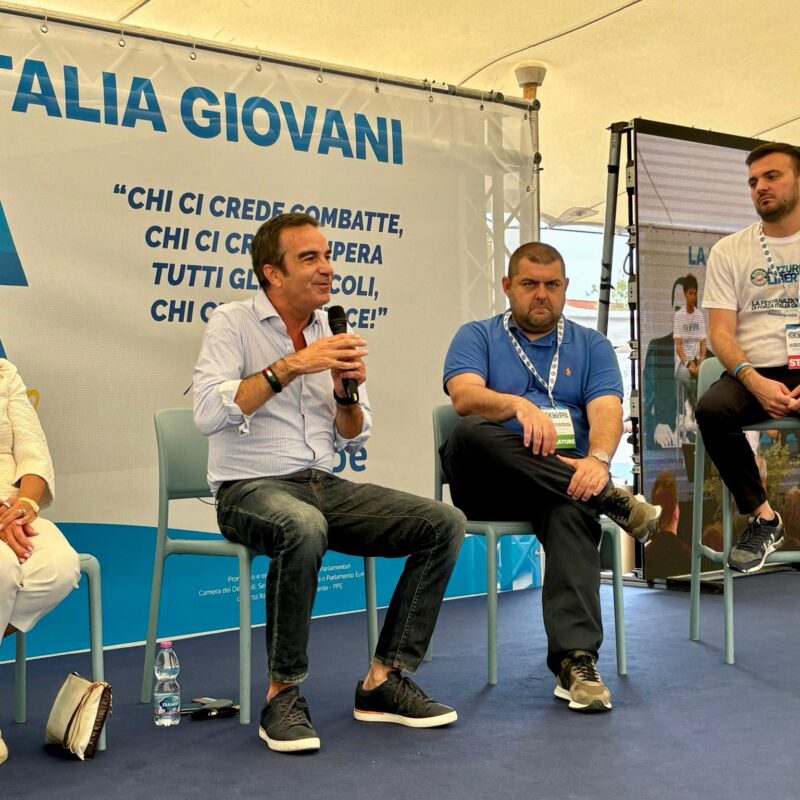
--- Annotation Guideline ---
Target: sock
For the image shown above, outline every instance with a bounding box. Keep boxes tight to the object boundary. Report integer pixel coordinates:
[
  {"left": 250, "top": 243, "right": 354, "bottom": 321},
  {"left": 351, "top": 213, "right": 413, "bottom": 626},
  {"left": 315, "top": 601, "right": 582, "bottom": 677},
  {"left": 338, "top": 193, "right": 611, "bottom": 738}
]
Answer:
[{"left": 759, "top": 514, "right": 779, "bottom": 527}]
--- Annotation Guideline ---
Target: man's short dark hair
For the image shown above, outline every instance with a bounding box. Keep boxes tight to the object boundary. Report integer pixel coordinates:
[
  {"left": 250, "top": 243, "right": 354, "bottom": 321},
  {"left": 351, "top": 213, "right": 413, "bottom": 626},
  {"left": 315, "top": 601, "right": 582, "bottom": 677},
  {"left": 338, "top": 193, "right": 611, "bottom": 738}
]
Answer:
[
  {"left": 250, "top": 212, "right": 320, "bottom": 287},
  {"left": 746, "top": 142, "right": 800, "bottom": 175},
  {"left": 508, "top": 241, "right": 566, "bottom": 278},
  {"left": 683, "top": 273, "right": 698, "bottom": 293}
]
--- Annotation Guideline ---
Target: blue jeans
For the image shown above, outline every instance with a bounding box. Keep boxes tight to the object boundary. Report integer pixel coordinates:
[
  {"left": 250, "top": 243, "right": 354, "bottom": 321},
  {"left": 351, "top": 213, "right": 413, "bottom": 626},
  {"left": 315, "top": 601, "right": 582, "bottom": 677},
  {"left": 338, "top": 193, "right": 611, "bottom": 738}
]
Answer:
[{"left": 216, "top": 469, "right": 465, "bottom": 683}]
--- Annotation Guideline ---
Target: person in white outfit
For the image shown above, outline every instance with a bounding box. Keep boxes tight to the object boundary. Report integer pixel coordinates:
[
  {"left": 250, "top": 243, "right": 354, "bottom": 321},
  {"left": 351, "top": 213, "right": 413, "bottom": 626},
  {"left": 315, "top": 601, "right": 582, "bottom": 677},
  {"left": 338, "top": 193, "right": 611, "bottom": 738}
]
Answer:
[
  {"left": 673, "top": 273, "right": 707, "bottom": 420},
  {"left": 0, "top": 359, "right": 80, "bottom": 764}
]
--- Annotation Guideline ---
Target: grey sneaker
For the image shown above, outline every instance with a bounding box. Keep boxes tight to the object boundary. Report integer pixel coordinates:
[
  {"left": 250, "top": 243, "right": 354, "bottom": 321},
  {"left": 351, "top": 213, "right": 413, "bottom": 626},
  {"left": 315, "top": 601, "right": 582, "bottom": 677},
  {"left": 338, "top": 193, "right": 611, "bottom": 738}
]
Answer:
[
  {"left": 728, "top": 513, "right": 784, "bottom": 573},
  {"left": 601, "top": 488, "right": 661, "bottom": 544},
  {"left": 258, "top": 686, "right": 320, "bottom": 753},
  {"left": 354, "top": 671, "right": 457, "bottom": 727},
  {"left": 0, "top": 728, "right": 7, "bottom": 764},
  {"left": 554, "top": 650, "right": 612, "bottom": 712}
]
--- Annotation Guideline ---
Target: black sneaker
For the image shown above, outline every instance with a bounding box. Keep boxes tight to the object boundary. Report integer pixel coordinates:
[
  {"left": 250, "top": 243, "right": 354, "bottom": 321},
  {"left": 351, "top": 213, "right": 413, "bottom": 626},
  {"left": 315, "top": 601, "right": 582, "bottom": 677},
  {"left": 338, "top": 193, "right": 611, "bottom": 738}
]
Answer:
[
  {"left": 727, "top": 513, "right": 784, "bottom": 573},
  {"left": 600, "top": 488, "right": 661, "bottom": 544},
  {"left": 353, "top": 671, "right": 457, "bottom": 728},
  {"left": 553, "top": 650, "right": 612, "bottom": 712},
  {"left": 258, "top": 686, "right": 320, "bottom": 753}
]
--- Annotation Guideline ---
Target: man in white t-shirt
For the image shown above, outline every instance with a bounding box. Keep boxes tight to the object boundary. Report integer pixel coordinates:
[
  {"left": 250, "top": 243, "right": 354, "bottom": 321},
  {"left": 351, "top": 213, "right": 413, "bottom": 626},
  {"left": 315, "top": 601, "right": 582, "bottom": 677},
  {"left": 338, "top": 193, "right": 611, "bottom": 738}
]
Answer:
[
  {"left": 697, "top": 142, "right": 800, "bottom": 573},
  {"left": 673, "top": 273, "right": 707, "bottom": 415}
]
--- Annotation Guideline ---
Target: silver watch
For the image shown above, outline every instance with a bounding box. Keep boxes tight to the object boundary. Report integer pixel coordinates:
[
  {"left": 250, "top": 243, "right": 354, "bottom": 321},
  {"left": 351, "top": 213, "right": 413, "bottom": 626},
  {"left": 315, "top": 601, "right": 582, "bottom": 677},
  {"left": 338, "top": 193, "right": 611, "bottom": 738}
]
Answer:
[{"left": 589, "top": 450, "right": 611, "bottom": 467}]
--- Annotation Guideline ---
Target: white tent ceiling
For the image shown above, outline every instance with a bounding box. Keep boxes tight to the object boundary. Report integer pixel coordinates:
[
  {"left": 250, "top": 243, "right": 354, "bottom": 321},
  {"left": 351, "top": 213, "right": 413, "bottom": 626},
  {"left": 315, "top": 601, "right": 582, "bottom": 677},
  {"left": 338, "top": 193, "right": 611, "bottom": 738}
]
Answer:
[{"left": 2, "top": 0, "right": 798, "bottom": 227}]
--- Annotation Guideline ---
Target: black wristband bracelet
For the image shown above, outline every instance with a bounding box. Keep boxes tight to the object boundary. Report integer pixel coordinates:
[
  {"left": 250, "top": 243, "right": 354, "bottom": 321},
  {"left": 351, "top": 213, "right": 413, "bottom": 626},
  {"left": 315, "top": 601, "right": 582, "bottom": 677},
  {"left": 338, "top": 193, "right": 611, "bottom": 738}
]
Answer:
[
  {"left": 333, "top": 390, "right": 357, "bottom": 406},
  {"left": 262, "top": 365, "right": 282, "bottom": 393}
]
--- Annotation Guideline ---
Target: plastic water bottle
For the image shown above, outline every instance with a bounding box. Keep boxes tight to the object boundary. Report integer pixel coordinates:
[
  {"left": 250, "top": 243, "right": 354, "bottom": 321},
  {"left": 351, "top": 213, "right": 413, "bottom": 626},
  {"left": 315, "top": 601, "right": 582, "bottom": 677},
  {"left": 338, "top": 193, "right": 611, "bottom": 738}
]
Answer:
[{"left": 153, "top": 641, "right": 181, "bottom": 726}]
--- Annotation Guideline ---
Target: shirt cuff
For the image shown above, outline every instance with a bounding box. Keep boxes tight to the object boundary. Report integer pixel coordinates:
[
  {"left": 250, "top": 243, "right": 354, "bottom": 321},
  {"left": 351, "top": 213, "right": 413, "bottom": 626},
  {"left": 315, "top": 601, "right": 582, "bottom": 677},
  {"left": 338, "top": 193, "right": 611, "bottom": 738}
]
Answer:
[
  {"left": 12, "top": 470, "right": 54, "bottom": 509},
  {"left": 333, "top": 406, "right": 371, "bottom": 452},
  {"left": 217, "top": 379, "right": 254, "bottom": 435}
]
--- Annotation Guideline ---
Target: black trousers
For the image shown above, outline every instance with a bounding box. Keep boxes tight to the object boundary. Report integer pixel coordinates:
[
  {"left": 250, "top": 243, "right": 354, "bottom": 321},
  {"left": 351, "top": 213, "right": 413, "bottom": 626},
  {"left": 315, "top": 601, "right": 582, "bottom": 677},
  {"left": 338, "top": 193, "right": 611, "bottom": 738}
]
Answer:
[
  {"left": 440, "top": 415, "right": 609, "bottom": 675},
  {"left": 695, "top": 366, "right": 800, "bottom": 514}
]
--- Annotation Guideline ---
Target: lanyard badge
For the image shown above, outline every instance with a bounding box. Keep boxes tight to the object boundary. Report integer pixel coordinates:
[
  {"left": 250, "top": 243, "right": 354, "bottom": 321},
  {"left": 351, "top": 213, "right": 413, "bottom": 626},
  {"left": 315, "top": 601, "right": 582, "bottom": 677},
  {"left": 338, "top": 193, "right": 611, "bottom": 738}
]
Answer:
[
  {"left": 503, "top": 312, "right": 576, "bottom": 448},
  {"left": 786, "top": 323, "right": 800, "bottom": 369}
]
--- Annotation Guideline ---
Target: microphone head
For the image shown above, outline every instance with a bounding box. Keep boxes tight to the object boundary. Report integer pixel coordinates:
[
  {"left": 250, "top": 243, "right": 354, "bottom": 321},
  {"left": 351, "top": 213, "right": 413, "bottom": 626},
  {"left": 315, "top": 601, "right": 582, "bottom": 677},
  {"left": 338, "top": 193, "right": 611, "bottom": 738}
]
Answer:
[{"left": 327, "top": 305, "right": 348, "bottom": 335}]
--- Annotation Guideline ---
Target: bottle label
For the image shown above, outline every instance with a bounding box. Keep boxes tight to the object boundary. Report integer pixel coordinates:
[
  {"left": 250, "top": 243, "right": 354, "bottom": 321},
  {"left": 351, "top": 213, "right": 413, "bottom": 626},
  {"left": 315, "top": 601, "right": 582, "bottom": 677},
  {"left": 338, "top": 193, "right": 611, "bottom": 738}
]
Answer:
[{"left": 156, "top": 694, "right": 180, "bottom": 715}]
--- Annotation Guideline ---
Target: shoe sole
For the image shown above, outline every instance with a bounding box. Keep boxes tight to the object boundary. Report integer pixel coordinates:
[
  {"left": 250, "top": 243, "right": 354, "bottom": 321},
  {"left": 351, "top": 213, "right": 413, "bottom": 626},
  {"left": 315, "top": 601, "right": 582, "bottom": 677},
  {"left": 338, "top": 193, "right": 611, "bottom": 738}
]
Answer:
[
  {"left": 553, "top": 684, "right": 612, "bottom": 712},
  {"left": 258, "top": 726, "right": 320, "bottom": 753},
  {"left": 727, "top": 536, "right": 785, "bottom": 574},
  {"left": 632, "top": 495, "right": 661, "bottom": 545},
  {"left": 353, "top": 708, "right": 458, "bottom": 727}
]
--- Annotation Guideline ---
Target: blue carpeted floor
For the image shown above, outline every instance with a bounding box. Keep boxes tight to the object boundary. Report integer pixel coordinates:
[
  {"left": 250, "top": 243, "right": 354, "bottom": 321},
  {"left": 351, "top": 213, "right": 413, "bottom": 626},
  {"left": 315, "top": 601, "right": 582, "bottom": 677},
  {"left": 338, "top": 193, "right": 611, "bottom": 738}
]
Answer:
[{"left": 3, "top": 572, "right": 800, "bottom": 800}]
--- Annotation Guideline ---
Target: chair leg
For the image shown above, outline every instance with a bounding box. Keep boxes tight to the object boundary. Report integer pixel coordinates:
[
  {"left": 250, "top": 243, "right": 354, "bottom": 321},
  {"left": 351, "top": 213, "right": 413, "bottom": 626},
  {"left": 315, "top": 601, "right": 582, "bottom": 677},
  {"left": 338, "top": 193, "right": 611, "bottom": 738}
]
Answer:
[
  {"left": 423, "top": 640, "right": 433, "bottom": 662},
  {"left": 689, "top": 437, "right": 706, "bottom": 642},
  {"left": 722, "top": 487, "right": 735, "bottom": 665},
  {"left": 498, "top": 536, "right": 514, "bottom": 591},
  {"left": 79, "top": 556, "right": 105, "bottom": 683},
  {"left": 14, "top": 632, "right": 26, "bottom": 723},
  {"left": 609, "top": 525, "right": 627, "bottom": 676},
  {"left": 364, "top": 556, "right": 378, "bottom": 663},
  {"left": 79, "top": 555, "right": 106, "bottom": 750},
  {"left": 238, "top": 551, "right": 252, "bottom": 725},
  {"left": 140, "top": 543, "right": 167, "bottom": 704},
  {"left": 485, "top": 528, "right": 499, "bottom": 685}
]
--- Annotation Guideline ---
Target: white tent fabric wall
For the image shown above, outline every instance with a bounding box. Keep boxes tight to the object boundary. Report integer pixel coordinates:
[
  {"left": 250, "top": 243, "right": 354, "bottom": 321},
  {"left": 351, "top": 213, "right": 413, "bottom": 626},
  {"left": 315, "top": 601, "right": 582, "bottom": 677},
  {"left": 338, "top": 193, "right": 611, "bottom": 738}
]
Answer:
[{"left": 1, "top": 0, "right": 798, "bottom": 230}]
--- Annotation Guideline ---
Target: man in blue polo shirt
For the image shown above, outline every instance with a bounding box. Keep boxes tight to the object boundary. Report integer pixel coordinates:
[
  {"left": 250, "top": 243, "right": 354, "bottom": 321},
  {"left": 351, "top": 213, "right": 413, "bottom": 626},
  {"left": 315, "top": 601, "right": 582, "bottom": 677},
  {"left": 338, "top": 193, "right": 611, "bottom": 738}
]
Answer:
[{"left": 440, "top": 241, "right": 660, "bottom": 713}]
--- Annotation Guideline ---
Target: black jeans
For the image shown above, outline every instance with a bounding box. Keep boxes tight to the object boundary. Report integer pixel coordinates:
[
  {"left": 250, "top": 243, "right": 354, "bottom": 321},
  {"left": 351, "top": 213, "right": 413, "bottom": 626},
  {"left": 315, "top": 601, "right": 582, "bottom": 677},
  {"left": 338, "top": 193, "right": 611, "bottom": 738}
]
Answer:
[
  {"left": 216, "top": 470, "right": 465, "bottom": 683},
  {"left": 440, "top": 415, "right": 607, "bottom": 675},
  {"left": 695, "top": 366, "right": 800, "bottom": 514}
]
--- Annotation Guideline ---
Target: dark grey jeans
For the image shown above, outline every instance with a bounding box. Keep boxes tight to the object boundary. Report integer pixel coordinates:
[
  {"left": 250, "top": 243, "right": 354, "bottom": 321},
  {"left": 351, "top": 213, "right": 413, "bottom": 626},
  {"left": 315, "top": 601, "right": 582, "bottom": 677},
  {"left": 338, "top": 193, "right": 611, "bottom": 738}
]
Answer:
[{"left": 216, "top": 469, "right": 465, "bottom": 683}]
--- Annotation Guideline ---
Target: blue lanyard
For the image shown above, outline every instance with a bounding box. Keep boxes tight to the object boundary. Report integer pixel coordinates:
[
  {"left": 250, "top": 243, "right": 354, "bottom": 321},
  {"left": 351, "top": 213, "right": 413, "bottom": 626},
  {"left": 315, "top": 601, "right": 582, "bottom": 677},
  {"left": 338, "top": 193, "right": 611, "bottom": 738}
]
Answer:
[{"left": 502, "top": 311, "right": 563, "bottom": 408}]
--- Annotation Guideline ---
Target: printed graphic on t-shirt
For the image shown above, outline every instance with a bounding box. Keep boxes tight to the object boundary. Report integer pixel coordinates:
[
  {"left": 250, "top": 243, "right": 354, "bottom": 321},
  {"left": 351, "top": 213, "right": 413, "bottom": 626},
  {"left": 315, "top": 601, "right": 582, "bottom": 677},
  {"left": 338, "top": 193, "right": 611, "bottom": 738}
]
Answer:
[{"left": 748, "top": 262, "right": 800, "bottom": 315}]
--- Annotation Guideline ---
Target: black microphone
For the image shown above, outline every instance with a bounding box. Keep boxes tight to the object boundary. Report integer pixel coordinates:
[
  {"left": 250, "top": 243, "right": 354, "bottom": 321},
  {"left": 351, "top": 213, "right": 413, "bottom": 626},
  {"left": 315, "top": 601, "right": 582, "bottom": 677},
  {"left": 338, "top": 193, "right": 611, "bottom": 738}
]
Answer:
[{"left": 327, "top": 305, "right": 359, "bottom": 404}]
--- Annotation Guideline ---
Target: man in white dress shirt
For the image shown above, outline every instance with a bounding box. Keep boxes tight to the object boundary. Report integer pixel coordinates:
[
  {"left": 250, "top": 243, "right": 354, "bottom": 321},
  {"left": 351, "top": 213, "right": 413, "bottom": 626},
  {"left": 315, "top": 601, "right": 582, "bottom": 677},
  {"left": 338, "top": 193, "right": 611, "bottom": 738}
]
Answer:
[{"left": 193, "top": 212, "right": 464, "bottom": 754}]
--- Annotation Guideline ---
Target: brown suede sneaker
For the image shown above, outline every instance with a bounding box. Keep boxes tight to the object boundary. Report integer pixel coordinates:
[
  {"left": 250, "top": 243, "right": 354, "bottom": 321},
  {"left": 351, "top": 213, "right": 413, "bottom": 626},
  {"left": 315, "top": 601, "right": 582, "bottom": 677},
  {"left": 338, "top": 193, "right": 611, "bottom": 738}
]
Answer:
[
  {"left": 601, "top": 488, "right": 661, "bottom": 544},
  {"left": 554, "top": 650, "right": 612, "bottom": 712}
]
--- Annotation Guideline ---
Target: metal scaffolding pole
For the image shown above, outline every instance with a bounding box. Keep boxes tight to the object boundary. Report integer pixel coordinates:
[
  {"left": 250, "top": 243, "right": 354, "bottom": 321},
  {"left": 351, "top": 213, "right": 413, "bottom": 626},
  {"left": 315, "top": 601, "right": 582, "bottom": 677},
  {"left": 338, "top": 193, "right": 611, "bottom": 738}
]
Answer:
[
  {"left": 0, "top": 4, "right": 529, "bottom": 111},
  {"left": 527, "top": 101, "right": 542, "bottom": 242},
  {"left": 597, "top": 122, "right": 628, "bottom": 335},
  {"left": 515, "top": 62, "right": 547, "bottom": 242},
  {"left": 624, "top": 125, "right": 641, "bottom": 497}
]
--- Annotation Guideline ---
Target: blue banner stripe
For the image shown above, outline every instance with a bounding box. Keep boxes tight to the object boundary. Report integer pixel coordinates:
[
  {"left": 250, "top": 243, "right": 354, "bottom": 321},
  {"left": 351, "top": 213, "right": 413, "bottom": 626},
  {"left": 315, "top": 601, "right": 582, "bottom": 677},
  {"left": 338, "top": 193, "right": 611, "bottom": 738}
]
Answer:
[{"left": 0, "top": 199, "right": 26, "bottom": 286}]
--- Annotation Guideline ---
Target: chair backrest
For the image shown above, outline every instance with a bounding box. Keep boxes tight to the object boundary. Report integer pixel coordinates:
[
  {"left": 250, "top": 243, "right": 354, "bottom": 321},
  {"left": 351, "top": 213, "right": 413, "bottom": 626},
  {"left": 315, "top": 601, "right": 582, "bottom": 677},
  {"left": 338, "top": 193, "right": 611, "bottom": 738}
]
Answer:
[
  {"left": 432, "top": 404, "right": 460, "bottom": 499},
  {"left": 698, "top": 357, "right": 724, "bottom": 397},
  {"left": 155, "top": 407, "right": 212, "bottom": 500}
]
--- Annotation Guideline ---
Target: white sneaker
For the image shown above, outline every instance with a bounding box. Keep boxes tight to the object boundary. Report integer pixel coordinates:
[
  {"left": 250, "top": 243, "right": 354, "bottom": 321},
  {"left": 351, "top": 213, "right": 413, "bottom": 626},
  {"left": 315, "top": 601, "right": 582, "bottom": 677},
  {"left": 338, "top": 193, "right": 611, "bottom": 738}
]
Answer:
[{"left": 0, "top": 728, "right": 8, "bottom": 764}]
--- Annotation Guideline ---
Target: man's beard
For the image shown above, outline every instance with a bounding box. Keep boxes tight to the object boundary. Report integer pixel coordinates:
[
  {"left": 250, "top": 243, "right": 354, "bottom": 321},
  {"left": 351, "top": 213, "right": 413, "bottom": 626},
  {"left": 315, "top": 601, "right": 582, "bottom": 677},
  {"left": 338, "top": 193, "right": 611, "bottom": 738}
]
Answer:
[
  {"left": 757, "top": 188, "right": 799, "bottom": 223},
  {"left": 516, "top": 307, "right": 559, "bottom": 334}
]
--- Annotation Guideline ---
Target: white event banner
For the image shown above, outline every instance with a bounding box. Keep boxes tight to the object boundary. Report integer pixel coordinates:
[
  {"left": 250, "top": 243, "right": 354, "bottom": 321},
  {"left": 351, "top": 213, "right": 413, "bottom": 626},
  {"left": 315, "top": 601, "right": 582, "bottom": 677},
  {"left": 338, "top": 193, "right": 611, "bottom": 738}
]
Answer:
[{"left": 0, "top": 13, "right": 532, "bottom": 655}]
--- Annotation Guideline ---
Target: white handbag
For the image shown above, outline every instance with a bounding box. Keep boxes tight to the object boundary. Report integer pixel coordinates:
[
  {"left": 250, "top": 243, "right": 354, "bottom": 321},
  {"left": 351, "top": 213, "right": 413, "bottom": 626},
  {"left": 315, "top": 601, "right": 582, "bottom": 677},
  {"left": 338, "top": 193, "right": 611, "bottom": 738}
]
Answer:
[{"left": 45, "top": 672, "right": 112, "bottom": 760}]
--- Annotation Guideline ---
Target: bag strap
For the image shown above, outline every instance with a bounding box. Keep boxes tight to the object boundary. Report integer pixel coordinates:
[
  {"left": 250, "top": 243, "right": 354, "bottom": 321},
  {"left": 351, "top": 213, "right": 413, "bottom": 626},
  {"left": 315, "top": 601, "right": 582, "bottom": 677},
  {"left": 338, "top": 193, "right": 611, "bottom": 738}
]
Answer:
[
  {"left": 63, "top": 681, "right": 111, "bottom": 752},
  {"left": 85, "top": 685, "right": 113, "bottom": 759},
  {"left": 63, "top": 683, "right": 97, "bottom": 748}
]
